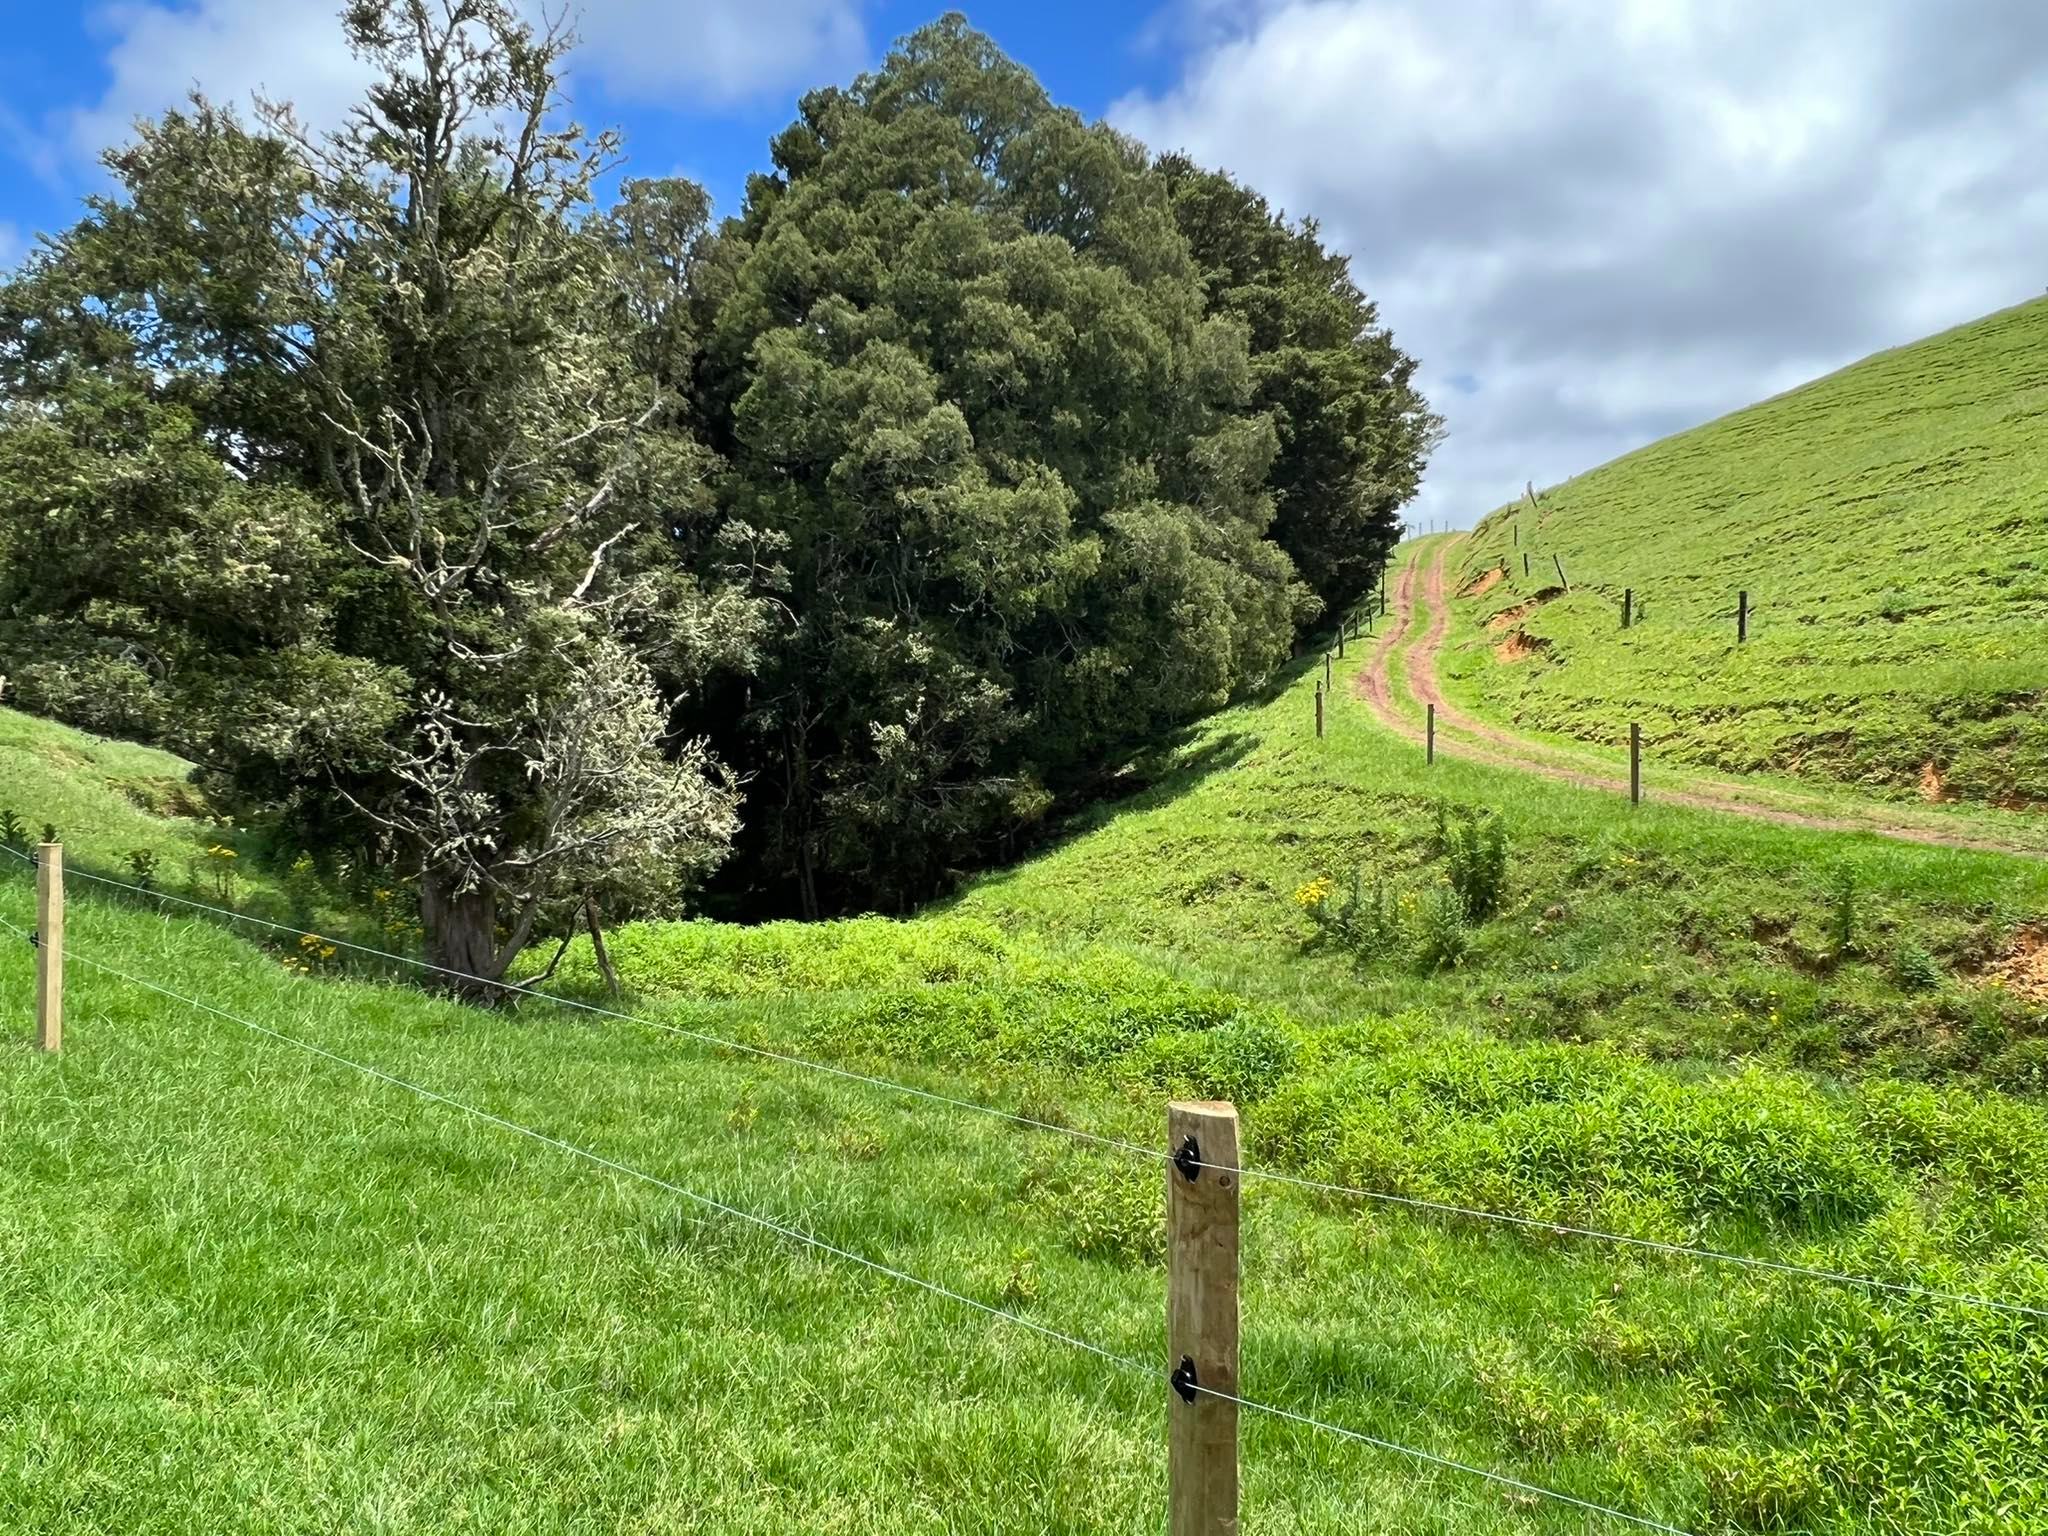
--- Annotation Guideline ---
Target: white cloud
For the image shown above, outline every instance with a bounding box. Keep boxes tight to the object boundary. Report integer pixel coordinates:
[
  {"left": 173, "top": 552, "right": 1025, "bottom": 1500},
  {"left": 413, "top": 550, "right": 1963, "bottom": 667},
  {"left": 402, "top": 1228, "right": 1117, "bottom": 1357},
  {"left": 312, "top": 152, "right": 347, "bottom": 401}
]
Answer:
[
  {"left": 68, "top": 0, "right": 378, "bottom": 161},
  {"left": 1114, "top": 0, "right": 2048, "bottom": 527},
  {"left": 570, "top": 0, "right": 866, "bottom": 108},
  {"left": 58, "top": 0, "right": 866, "bottom": 166}
]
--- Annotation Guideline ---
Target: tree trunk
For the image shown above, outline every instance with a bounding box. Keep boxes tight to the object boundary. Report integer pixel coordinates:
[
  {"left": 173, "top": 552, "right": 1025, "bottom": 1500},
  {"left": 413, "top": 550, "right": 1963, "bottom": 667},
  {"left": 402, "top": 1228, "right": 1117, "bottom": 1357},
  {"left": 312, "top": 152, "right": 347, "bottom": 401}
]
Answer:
[
  {"left": 584, "top": 895, "right": 621, "bottom": 997},
  {"left": 419, "top": 872, "right": 505, "bottom": 1000}
]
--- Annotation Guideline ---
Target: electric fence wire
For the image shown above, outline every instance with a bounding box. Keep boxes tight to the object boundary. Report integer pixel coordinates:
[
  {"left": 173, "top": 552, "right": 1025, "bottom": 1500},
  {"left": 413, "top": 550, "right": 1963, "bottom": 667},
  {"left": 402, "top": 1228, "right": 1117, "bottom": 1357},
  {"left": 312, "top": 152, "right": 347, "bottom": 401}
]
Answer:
[
  {"left": 2, "top": 844, "right": 1171, "bottom": 1166},
  {"left": 6, "top": 844, "right": 2046, "bottom": 1322},
  {"left": 47, "top": 931, "right": 1697, "bottom": 1536},
  {"left": 1183, "top": 1155, "right": 2048, "bottom": 1321}
]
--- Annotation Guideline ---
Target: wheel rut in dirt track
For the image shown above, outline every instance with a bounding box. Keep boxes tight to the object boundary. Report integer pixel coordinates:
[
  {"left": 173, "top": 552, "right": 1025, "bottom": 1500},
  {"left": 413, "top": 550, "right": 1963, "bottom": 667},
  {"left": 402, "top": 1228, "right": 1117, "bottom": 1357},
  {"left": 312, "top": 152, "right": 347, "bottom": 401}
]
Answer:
[{"left": 1353, "top": 538, "right": 2043, "bottom": 859}]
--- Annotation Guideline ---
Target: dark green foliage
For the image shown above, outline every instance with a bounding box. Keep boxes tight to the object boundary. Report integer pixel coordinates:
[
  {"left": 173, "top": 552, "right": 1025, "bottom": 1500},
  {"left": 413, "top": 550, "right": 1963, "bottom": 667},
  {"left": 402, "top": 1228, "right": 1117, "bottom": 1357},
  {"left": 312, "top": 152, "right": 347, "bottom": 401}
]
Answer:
[
  {"left": 0, "top": 2, "right": 753, "bottom": 986},
  {"left": 1157, "top": 153, "right": 1437, "bottom": 619},
  {"left": 0, "top": 9, "right": 1432, "bottom": 924},
  {"left": 0, "top": 808, "right": 20, "bottom": 847},
  {"left": 693, "top": 15, "right": 1383, "bottom": 911},
  {"left": 38, "top": 822, "right": 56, "bottom": 847},
  {"left": 125, "top": 848, "right": 159, "bottom": 892}
]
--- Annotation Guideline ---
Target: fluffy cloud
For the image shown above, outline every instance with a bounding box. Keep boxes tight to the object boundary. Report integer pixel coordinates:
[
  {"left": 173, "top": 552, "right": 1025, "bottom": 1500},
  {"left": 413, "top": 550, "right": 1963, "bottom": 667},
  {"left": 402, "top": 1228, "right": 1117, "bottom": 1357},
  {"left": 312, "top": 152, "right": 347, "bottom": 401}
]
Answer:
[
  {"left": 570, "top": 0, "right": 866, "bottom": 108},
  {"left": 1115, "top": 0, "right": 2048, "bottom": 526},
  {"left": 58, "top": 0, "right": 864, "bottom": 164},
  {"left": 67, "top": 0, "right": 379, "bottom": 161}
]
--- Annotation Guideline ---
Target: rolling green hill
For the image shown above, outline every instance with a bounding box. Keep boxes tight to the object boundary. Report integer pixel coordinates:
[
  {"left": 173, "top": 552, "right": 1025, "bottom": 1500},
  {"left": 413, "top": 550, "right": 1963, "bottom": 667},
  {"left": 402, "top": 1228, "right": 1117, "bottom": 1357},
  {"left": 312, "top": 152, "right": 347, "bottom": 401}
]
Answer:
[
  {"left": 1450, "top": 298, "right": 2048, "bottom": 811},
  {"left": 3, "top": 304, "right": 2047, "bottom": 1531},
  {"left": 6, "top": 636, "right": 2048, "bottom": 1531}
]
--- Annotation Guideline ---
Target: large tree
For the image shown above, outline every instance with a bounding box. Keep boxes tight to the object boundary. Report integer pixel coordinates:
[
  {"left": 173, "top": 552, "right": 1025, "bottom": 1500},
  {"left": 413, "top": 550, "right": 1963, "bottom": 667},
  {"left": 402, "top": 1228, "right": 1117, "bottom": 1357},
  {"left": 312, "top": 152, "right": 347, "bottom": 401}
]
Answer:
[
  {"left": 1157, "top": 154, "right": 1439, "bottom": 619},
  {"left": 1, "top": 6, "right": 1435, "bottom": 930},
  {"left": 0, "top": 0, "right": 752, "bottom": 990},
  {"left": 693, "top": 16, "right": 1311, "bottom": 914}
]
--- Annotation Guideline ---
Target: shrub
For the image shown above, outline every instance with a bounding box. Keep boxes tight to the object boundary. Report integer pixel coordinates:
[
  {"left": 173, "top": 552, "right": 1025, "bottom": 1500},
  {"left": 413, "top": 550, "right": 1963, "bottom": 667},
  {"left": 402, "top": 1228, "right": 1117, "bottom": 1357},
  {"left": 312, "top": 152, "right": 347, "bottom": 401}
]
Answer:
[
  {"left": 1695, "top": 1446, "right": 1822, "bottom": 1530},
  {"left": 1299, "top": 868, "right": 1402, "bottom": 966},
  {"left": 1445, "top": 812, "right": 1509, "bottom": 921},
  {"left": 190, "top": 844, "right": 239, "bottom": 905},
  {"left": 283, "top": 852, "right": 321, "bottom": 924},
  {"left": 1890, "top": 940, "right": 1943, "bottom": 992},
  {"left": 125, "top": 849, "right": 160, "bottom": 892},
  {"left": 1412, "top": 884, "right": 1470, "bottom": 972},
  {"left": 39, "top": 822, "right": 58, "bottom": 847},
  {"left": 0, "top": 809, "right": 22, "bottom": 847}
]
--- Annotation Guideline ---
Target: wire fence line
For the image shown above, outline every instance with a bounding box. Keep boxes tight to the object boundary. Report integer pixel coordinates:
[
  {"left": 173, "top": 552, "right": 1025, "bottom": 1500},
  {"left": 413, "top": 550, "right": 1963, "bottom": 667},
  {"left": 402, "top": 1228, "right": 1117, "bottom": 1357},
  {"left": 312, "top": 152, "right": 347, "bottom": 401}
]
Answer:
[
  {"left": 6, "top": 846, "right": 2047, "bottom": 1322},
  {"left": 41, "top": 931, "right": 1692, "bottom": 1536},
  {"left": 6, "top": 848, "right": 1173, "bottom": 1166},
  {"left": 1183, "top": 1156, "right": 2048, "bottom": 1321},
  {"left": 1183, "top": 1381, "right": 1692, "bottom": 1536}
]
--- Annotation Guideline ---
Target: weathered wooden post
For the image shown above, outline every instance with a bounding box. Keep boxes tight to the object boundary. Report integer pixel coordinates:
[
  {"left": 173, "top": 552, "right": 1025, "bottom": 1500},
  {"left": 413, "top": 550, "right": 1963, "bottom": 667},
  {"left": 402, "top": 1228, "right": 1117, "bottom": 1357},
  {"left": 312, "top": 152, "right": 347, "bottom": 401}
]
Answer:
[
  {"left": 1737, "top": 590, "right": 1749, "bottom": 643},
  {"left": 1168, "top": 1100, "right": 1240, "bottom": 1536},
  {"left": 1523, "top": 551, "right": 1530, "bottom": 577},
  {"left": 1324, "top": 652, "right": 1332, "bottom": 691},
  {"left": 1622, "top": 588, "right": 1633, "bottom": 629},
  {"left": 1553, "top": 555, "right": 1569, "bottom": 590},
  {"left": 35, "top": 842, "right": 62, "bottom": 1052},
  {"left": 1314, "top": 682, "right": 1324, "bottom": 739},
  {"left": 1513, "top": 522, "right": 1519, "bottom": 547},
  {"left": 1337, "top": 625, "right": 1345, "bottom": 659},
  {"left": 1426, "top": 703, "right": 1436, "bottom": 764},
  {"left": 1630, "top": 724, "right": 1642, "bottom": 806}
]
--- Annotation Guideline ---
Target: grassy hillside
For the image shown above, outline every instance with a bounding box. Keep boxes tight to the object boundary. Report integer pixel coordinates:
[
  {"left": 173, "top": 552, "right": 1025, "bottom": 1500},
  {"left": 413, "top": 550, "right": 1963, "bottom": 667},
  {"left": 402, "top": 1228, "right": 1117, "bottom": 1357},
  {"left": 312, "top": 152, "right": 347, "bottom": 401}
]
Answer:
[
  {"left": 8, "top": 645, "right": 2048, "bottom": 1532},
  {"left": 1447, "top": 298, "right": 2048, "bottom": 810}
]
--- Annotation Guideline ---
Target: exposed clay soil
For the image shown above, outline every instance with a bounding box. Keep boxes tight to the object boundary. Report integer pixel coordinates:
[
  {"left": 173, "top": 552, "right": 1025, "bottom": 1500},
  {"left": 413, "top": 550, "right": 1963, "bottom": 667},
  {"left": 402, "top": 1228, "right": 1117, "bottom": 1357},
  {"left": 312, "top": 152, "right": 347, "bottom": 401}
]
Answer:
[
  {"left": 1494, "top": 632, "right": 1550, "bottom": 664},
  {"left": 1461, "top": 566, "right": 1507, "bottom": 598},
  {"left": 1486, "top": 588, "right": 1564, "bottom": 632},
  {"left": 1993, "top": 926, "right": 2048, "bottom": 1002}
]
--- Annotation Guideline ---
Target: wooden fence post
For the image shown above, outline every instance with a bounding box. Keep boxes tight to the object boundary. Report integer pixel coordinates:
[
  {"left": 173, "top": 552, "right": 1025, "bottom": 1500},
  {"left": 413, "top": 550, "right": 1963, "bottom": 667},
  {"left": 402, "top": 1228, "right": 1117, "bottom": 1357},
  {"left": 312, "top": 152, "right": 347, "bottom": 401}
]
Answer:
[
  {"left": 1513, "top": 522, "right": 1519, "bottom": 547},
  {"left": 1523, "top": 552, "right": 1530, "bottom": 577},
  {"left": 1622, "top": 588, "right": 1632, "bottom": 630},
  {"left": 1314, "top": 682, "right": 1324, "bottom": 740},
  {"left": 1337, "top": 626, "right": 1345, "bottom": 659},
  {"left": 1168, "top": 1100, "right": 1240, "bottom": 1536},
  {"left": 1737, "top": 590, "right": 1749, "bottom": 643},
  {"left": 35, "top": 842, "right": 62, "bottom": 1052},
  {"left": 1426, "top": 703, "right": 1436, "bottom": 764},
  {"left": 1553, "top": 555, "right": 1569, "bottom": 590},
  {"left": 1630, "top": 724, "right": 1642, "bottom": 806},
  {"left": 1324, "top": 652, "right": 1332, "bottom": 691}
]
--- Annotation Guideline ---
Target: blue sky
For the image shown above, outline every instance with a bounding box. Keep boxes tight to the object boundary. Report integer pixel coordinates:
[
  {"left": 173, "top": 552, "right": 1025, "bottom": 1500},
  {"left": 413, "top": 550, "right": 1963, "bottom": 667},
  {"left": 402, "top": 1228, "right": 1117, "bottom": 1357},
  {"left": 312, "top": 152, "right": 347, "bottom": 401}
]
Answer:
[
  {"left": 4, "top": 2, "right": 2046, "bottom": 527},
  {"left": 0, "top": 3, "right": 1186, "bottom": 259}
]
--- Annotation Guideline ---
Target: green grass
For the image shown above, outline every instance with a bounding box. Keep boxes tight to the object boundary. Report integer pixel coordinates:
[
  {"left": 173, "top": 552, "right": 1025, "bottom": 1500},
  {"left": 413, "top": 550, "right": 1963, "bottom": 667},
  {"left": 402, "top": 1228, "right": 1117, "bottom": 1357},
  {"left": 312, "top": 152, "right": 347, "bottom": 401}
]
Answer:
[
  {"left": 1445, "top": 297, "right": 2048, "bottom": 810},
  {"left": 8, "top": 844, "right": 2048, "bottom": 1534},
  {"left": 5, "top": 605, "right": 2048, "bottom": 1535}
]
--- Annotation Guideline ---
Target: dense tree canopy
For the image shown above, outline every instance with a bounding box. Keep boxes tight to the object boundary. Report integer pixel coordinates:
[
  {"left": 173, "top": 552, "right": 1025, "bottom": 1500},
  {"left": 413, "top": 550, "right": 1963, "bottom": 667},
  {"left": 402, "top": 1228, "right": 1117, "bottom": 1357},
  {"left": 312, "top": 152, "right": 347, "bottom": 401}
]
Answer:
[
  {"left": 1158, "top": 154, "right": 1438, "bottom": 618},
  {"left": 0, "top": 0, "right": 753, "bottom": 987},
  {"left": 0, "top": 6, "right": 1433, "bottom": 945}
]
